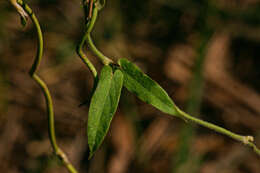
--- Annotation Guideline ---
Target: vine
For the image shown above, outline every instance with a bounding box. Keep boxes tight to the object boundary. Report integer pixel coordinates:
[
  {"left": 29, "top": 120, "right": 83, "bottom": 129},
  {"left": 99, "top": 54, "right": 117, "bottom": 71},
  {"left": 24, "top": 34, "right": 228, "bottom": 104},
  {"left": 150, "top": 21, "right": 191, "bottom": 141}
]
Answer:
[
  {"left": 78, "top": 0, "right": 260, "bottom": 157},
  {"left": 10, "top": 1, "right": 78, "bottom": 173},
  {"left": 9, "top": 0, "right": 260, "bottom": 172}
]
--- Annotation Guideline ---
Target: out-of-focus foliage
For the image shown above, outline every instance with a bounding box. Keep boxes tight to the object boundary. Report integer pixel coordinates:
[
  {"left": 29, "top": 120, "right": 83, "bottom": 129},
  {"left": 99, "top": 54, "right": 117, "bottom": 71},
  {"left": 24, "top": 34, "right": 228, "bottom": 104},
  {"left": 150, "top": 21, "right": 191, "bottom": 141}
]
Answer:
[{"left": 0, "top": 0, "right": 260, "bottom": 173}]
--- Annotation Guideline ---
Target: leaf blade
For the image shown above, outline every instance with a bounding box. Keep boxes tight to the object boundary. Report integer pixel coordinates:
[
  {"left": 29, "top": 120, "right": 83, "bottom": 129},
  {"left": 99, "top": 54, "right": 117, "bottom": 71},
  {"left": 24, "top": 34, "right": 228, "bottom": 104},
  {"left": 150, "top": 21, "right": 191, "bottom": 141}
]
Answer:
[
  {"left": 118, "top": 58, "right": 177, "bottom": 115},
  {"left": 88, "top": 67, "right": 124, "bottom": 158},
  {"left": 88, "top": 65, "right": 113, "bottom": 156}
]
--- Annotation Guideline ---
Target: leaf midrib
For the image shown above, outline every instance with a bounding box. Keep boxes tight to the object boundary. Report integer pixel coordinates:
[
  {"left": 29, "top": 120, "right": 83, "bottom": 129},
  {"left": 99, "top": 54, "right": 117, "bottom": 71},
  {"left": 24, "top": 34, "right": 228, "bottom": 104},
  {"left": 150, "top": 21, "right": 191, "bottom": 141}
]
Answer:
[{"left": 123, "top": 71, "right": 175, "bottom": 114}]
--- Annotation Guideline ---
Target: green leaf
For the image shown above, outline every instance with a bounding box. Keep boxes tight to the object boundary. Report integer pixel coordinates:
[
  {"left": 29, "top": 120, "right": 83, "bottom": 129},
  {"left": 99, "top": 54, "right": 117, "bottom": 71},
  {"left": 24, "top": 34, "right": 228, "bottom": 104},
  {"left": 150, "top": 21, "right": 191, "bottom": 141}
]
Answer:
[
  {"left": 88, "top": 66, "right": 124, "bottom": 158},
  {"left": 118, "top": 58, "right": 178, "bottom": 116}
]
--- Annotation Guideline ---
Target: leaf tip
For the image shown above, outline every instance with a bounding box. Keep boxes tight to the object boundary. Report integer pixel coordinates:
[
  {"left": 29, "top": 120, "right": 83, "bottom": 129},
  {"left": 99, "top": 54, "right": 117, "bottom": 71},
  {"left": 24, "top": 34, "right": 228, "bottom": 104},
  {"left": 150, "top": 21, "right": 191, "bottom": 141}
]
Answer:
[{"left": 88, "top": 151, "right": 94, "bottom": 160}]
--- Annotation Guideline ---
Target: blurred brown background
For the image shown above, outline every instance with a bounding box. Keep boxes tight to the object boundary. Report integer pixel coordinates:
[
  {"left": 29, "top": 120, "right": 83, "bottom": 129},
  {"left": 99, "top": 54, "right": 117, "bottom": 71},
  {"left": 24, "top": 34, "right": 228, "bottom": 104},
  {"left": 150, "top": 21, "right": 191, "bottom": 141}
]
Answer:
[{"left": 0, "top": 0, "right": 260, "bottom": 173}]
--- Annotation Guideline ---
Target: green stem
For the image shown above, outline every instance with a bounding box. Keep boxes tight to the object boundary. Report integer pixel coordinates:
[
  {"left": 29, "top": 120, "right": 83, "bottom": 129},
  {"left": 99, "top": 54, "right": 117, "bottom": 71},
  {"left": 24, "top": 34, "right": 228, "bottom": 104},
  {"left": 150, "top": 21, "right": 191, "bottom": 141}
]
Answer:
[
  {"left": 175, "top": 107, "right": 260, "bottom": 156},
  {"left": 29, "top": 11, "right": 43, "bottom": 76},
  {"left": 76, "top": 3, "right": 98, "bottom": 78},
  {"left": 80, "top": 1, "right": 113, "bottom": 66},
  {"left": 14, "top": 1, "right": 79, "bottom": 172},
  {"left": 76, "top": 37, "right": 98, "bottom": 78},
  {"left": 87, "top": 34, "right": 112, "bottom": 65},
  {"left": 32, "top": 75, "right": 78, "bottom": 173},
  {"left": 77, "top": 1, "right": 112, "bottom": 74},
  {"left": 14, "top": 0, "right": 42, "bottom": 76}
]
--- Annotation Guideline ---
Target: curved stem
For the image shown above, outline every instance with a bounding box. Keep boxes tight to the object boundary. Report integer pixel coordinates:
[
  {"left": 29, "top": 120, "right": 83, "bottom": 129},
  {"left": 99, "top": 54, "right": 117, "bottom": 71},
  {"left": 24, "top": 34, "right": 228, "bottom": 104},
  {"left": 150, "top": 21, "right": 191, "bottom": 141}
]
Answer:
[
  {"left": 80, "top": 1, "right": 113, "bottom": 66},
  {"left": 14, "top": 1, "right": 79, "bottom": 172},
  {"left": 87, "top": 34, "right": 112, "bottom": 65},
  {"left": 33, "top": 75, "right": 78, "bottom": 173},
  {"left": 13, "top": 0, "right": 42, "bottom": 75},
  {"left": 88, "top": 4, "right": 112, "bottom": 65},
  {"left": 76, "top": 34, "right": 98, "bottom": 78},
  {"left": 175, "top": 107, "right": 260, "bottom": 156},
  {"left": 76, "top": 1, "right": 97, "bottom": 78}
]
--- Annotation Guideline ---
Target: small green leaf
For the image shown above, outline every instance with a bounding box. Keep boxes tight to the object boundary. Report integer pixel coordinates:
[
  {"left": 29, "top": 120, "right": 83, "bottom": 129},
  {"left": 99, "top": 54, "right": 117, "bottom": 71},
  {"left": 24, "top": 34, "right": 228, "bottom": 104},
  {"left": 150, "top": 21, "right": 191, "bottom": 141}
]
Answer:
[
  {"left": 88, "top": 66, "right": 124, "bottom": 158},
  {"left": 118, "top": 58, "right": 178, "bottom": 115}
]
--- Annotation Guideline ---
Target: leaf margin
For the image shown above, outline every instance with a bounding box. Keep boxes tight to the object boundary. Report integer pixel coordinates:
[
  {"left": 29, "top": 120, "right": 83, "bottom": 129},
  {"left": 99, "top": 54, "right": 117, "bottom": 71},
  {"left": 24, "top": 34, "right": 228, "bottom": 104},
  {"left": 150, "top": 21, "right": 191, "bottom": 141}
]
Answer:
[{"left": 118, "top": 58, "right": 178, "bottom": 116}]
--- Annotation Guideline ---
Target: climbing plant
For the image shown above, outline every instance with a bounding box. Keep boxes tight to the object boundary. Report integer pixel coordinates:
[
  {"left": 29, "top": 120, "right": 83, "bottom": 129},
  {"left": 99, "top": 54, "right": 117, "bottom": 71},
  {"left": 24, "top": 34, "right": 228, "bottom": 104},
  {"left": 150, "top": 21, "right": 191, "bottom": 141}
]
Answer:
[{"left": 9, "top": 0, "right": 260, "bottom": 173}]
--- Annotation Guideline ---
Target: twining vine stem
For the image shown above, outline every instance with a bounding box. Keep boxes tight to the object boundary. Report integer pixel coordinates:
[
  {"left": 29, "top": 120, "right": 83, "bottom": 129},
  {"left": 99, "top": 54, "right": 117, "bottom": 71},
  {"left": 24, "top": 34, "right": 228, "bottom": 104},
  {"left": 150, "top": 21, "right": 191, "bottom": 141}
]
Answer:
[
  {"left": 85, "top": 6, "right": 113, "bottom": 65},
  {"left": 12, "top": 1, "right": 79, "bottom": 173},
  {"left": 77, "top": 0, "right": 112, "bottom": 76}
]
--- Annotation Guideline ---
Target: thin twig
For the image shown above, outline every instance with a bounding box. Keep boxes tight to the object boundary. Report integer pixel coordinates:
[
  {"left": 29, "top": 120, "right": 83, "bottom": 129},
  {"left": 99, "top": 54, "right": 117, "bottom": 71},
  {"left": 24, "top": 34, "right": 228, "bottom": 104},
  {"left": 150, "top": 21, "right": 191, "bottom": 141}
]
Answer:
[{"left": 11, "top": 1, "right": 79, "bottom": 172}]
